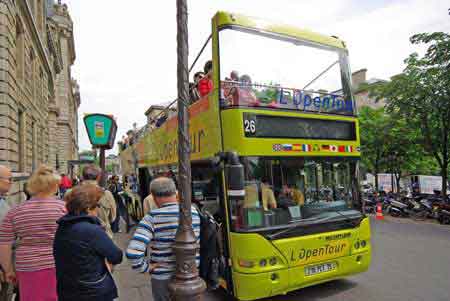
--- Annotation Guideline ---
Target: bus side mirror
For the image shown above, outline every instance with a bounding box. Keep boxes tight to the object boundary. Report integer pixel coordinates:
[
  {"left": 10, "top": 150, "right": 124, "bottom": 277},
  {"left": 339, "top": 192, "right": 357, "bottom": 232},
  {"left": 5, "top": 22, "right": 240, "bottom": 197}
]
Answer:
[{"left": 224, "top": 152, "right": 245, "bottom": 201}]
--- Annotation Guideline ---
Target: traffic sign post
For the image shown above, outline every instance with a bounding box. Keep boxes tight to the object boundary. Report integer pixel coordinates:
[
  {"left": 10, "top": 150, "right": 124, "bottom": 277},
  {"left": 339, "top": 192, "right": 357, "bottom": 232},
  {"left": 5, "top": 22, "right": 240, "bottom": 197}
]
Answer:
[{"left": 83, "top": 114, "right": 118, "bottom": 187}]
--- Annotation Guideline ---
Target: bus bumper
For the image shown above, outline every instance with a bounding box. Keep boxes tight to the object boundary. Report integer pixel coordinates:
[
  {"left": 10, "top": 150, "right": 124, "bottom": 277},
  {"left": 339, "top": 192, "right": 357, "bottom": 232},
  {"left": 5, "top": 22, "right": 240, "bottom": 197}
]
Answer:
[{"left": 232, "top": 251, "right": 371, "bottom": 301}]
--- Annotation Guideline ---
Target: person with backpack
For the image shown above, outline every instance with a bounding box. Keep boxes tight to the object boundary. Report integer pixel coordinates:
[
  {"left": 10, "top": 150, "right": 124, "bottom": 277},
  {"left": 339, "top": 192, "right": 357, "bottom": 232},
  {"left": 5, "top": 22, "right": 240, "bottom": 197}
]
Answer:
[{"left": 126, "top": 177, "right": 200, "bottom": 301}]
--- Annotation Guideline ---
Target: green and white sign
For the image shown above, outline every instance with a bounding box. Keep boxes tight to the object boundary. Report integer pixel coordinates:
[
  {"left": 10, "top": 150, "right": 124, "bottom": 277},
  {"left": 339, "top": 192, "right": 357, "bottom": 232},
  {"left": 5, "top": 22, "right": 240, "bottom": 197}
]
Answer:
[{"left": 84, "top": 113, "right": 117, "bottom": 149}]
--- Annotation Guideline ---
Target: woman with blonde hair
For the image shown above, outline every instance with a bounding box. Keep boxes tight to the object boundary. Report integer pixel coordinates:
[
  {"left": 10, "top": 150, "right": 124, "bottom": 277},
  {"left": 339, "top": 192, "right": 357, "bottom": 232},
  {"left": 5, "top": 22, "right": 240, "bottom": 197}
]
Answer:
[{"left": 0, "top": 165, "right": 66, "bottom": 301}]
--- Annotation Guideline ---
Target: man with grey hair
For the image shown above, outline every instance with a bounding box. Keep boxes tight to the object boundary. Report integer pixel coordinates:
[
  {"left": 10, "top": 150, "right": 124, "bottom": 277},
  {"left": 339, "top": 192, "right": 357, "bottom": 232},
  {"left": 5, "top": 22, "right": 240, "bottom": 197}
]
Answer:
[
  {"left": 0, "top": 165, "right": 12, "bottom": 300},
  {"left": 126, "top": 177, "right": 200, "bottom": 301}
]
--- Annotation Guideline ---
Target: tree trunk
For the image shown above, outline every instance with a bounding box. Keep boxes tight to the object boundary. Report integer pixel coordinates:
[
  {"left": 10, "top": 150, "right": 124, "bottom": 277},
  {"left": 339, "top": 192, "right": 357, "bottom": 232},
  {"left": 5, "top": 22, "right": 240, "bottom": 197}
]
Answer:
[
  {"left": 375, "top": 167, "right": 379, "bottom": 192},
  {"left": 442, "top": 163, "right": 448, "bottom": 197},
  {"left": 395, "top": 172, "right": 401, "bottom": 194},
  {"left": 374, "top": 153, "right": 380, "bottom": 192}
]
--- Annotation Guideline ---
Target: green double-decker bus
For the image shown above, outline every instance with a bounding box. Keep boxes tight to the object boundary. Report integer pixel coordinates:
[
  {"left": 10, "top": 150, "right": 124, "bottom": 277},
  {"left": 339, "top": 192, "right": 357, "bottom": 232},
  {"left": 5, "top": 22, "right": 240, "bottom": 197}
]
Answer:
[{"left": 120, "top": 11, "right": 371, "bottom": 301}]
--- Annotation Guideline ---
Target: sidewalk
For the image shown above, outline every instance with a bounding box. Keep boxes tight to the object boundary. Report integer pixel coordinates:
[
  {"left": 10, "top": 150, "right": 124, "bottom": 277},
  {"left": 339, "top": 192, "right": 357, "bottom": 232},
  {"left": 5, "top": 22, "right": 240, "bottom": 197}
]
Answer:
[
  {"left": 112, "top": 231, "right": 226, "bottom": 301},
  {"left": 113, "top": 231, "right": 152, "bottom": 300}
]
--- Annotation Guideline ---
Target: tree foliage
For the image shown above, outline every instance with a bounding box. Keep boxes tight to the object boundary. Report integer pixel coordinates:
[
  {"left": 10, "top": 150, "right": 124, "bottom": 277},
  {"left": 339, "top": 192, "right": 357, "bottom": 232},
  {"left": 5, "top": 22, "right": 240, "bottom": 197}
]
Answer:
[
  {"left": 369, "top": 32, "right": 450, "bottom": 195},
  {"left": 358, "top": 107, "right": 389, "bottom": 190},
  {"left": 359, "top": 107, "right": 427, "bottom": 191}
]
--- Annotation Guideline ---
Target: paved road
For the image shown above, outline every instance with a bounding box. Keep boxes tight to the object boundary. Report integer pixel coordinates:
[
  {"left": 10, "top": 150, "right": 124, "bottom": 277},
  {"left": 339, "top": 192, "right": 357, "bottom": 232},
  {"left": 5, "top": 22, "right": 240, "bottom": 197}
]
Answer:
[{"left": 115, "top": 216, "right": 450, "bottom": 300}]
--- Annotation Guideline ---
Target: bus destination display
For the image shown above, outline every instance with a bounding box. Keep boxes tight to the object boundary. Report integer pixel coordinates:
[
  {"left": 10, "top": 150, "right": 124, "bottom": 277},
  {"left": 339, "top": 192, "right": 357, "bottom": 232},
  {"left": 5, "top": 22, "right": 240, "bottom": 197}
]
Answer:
[{"left": 243, "top": 113, "right": 356, "bottom": 141}]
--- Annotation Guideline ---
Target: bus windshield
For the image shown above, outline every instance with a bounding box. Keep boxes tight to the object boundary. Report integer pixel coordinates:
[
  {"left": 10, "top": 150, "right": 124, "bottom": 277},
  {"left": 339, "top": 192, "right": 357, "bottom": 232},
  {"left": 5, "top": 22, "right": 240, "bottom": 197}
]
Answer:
[
  {"left": 219, "top": 27, "right": 354, "bottom": 115},
  {"left": 230, "top": 157, "right": 360, "bottom": 231}
]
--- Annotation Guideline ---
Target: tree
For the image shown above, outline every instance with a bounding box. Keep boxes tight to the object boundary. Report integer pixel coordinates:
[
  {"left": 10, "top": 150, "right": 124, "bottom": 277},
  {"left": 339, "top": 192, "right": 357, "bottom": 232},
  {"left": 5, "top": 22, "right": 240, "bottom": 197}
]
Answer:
[
  {"left": 358, "top": 107, "right": 390, "bottom": 191},
  {"left": 383, "top": 117, "right": 424, "bottom": 192},
  {"left": 370, "top": 32, "right": 450, "bottom": 196},
  {"left": 359, "top": 106, "right": 430, "bottom": 192}
]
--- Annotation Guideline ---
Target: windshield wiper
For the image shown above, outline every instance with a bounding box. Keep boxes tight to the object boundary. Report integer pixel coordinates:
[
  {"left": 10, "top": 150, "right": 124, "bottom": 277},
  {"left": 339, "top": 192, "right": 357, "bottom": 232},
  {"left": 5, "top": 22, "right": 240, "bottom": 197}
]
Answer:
[
  {"left": 267, "top": 209, "right": 361, "bottom": 240},
  {"left": 321, "top": 208, "right": 361, "bottom": 228},
  {"left": 267, "top": 215, "right": 335, "bottom": 240}
]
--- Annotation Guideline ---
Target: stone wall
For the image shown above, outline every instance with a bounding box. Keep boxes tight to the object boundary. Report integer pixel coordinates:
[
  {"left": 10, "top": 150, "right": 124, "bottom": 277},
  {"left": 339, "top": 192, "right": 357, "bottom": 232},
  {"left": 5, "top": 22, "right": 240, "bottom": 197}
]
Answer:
[
  {"left": 0, "top": 0, "right": 80, "bottom": 204},
  {"left": 1, "top": 1, "right": 52, "bottom": 185}
]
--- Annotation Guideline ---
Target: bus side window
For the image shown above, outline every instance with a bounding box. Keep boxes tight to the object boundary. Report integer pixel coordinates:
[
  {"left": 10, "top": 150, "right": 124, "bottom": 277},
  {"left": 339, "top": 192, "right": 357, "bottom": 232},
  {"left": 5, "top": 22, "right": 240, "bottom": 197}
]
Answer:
[{"left": 192, "top": 167, "right": 221, "bottom": 217}]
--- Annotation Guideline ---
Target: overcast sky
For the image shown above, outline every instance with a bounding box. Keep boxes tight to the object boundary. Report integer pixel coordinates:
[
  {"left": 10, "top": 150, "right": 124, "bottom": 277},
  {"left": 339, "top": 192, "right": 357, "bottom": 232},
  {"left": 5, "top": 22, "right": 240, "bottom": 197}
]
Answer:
[{"left": 64, "top": 0, "right": 450, "bottom": 154}]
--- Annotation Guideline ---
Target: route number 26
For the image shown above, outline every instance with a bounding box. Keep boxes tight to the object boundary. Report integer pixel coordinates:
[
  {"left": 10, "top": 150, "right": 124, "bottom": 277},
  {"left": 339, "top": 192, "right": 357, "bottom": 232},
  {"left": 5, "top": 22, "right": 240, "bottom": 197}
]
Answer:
[{"left": 244, "top": 119, "right": 256, "bottom": 134}]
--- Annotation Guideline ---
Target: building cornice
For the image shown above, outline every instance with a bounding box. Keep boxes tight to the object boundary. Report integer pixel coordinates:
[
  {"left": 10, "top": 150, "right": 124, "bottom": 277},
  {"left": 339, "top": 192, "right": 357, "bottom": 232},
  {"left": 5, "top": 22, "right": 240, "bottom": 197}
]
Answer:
[
  {"left": 51, "top": 3, "right": 76, "bottom": 64},
  {"left": 46, "top": 21, "right": 62, "bottom": 74}
]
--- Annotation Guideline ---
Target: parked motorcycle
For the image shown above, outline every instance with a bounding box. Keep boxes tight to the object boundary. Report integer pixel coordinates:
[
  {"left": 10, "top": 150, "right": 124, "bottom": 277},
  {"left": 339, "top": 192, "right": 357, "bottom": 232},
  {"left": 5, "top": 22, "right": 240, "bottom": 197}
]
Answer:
[
  {"left": 437, "top": 209, "right": 450, "bottom": 224},
  {"left": 387, "top": 196, "right": 428, "bottom": 220},
  {"left": 387, "top": 199, "right": 410, "bottom": 218},
  {"left": 435, "top": 196, "right": 450, "bottom": 224},
  {"left": 362, "top": 193, "right": 377, "bottom": 213}
]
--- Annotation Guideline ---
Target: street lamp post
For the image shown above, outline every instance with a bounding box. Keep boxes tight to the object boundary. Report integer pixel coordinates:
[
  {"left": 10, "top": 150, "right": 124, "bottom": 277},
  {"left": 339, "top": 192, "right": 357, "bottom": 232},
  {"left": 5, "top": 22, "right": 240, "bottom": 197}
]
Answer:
[{"left": 168, "top": 0, "right": 206, "bottom": 299}]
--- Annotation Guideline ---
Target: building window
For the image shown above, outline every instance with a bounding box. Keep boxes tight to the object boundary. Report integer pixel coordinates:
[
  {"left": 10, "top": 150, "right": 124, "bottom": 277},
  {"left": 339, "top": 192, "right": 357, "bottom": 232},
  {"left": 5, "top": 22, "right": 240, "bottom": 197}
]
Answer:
[
  {"left": 28, "top": 0, "right": 35, "bottom": 14},
  {"left": 39, "top": 67, "right": 44, "bottom": 104},
  {"left": 36, "top": 0, "right": 43, "bottom": 33},
  {"left": 27, "top": 49, "right": 35, "bottom": 97},
  {"left": 32, "top": 121, "right": 36, "bottom": 171},
  {"left": 16, "top": 18, "right": 24, "bottom": 81},
  {"left": 18, "top": 110, "right": 24, "bottom": 172}
]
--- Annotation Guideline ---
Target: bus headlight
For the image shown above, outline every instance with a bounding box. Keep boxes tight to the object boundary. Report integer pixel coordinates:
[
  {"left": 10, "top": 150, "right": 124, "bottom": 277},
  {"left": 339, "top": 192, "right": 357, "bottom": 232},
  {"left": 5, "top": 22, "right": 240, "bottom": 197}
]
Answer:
[
  {"left": 360, "top": 240, "right": 367, "bottom": 248},
  {"left": 354, "top": 241, "right": 360, "bottom": 249},
  {"left": 259, "top": 259, "right": 267, "bottom": 267},
  {"left": 238, "top": 259, "right": 255, "bottom": 268}
]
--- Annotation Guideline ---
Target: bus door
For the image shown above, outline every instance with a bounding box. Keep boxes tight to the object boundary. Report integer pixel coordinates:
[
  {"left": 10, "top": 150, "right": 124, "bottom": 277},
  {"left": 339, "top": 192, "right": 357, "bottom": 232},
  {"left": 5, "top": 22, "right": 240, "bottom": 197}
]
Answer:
[
  {"left": 138, "top": 167, "right": 151, "bottom": 201},
  {"left": 191, "top": 162, "right": 233, "bottom": 292}
]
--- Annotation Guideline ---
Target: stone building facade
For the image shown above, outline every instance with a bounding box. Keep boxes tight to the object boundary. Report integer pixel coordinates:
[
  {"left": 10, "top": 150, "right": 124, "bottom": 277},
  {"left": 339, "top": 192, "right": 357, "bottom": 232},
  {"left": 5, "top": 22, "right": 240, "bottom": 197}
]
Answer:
[
  {"left": 352, "top": 68, "right": 386, "bottom": 109},
  {"left": 0, "top": 0, "right": 79, "bottom": 203}
]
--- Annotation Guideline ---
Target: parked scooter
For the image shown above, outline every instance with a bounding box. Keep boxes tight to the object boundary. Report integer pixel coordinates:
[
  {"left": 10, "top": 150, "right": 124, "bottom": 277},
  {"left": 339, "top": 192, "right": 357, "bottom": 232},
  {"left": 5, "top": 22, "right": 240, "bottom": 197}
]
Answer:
[
  {"left": 387, "top": 196, "right": 428, "bottom": 220},
  {"left": 387, "top": 198, "right": 410, "bottom": 217},
  {"left": 437, "top": 208, "right": 450, "bottom": 224},
  {"left": 364, "top": 198, "right": 377, "bottom": 213},
  {"left": 435, "top": 194, "right": 450, "bottom": 224}
]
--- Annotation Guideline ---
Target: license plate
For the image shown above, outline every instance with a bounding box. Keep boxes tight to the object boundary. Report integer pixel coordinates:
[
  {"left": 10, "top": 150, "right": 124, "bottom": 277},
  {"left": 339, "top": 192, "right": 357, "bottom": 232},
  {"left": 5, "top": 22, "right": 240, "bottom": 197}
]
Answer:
[{"left": 305, "top": 262, "right": 336, "bottom": 276}]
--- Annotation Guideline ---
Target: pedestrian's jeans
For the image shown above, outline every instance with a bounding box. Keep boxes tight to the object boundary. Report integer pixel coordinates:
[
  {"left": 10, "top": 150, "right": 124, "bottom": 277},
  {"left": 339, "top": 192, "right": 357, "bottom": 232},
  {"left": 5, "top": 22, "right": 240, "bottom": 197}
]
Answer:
[{"left": 151, "top": 278, "right": 170, "bottom": 301}]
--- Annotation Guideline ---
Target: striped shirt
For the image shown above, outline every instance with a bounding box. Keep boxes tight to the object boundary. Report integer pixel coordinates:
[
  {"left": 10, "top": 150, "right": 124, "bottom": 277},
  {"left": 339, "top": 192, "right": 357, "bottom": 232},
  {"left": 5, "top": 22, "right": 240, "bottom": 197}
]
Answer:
[
  {"left": 126, "top": 202, "right": 200, "bottom": 280},
  {"left": 0, "top": 197, "right": 66, "bottom": 272}
]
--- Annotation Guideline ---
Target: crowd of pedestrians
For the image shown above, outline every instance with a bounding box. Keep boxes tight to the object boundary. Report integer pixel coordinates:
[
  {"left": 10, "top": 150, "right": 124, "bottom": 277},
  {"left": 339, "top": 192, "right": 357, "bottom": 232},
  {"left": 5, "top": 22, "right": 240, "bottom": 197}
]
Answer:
[{"left": 0, "top": 164, "right": 200, "bottom": 301}]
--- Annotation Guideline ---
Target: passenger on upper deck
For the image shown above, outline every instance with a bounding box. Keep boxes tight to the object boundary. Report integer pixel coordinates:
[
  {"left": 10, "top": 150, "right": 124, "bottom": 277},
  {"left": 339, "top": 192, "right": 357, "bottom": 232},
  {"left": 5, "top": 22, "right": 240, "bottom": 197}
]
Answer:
[
  {"left": 198, "top": 60, "right": 213, "bottom": 97},
  {"left": 226, "top": 74, "right": 259, "bottom": 107},
  {"left": 189, "top": 71, "right": 204, "bottom": 104},
  {"left": 222, "top": 71, "right": 239, "bottom": 100},
  {"left": 155, "top": 111, "right": 168, "bottom": 128},
  {"left": 229, "top": 71, "right": 239, "bottom": 82}
]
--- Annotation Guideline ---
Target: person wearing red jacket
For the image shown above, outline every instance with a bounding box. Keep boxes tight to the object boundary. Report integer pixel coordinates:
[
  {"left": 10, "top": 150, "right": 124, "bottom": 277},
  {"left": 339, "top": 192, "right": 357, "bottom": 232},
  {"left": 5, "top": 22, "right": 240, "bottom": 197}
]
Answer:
[
  {"left": 59, "top": 174, "right": 72, "bottom": 197},
  {"left": 198, "top": 60, "right": 213, "bottom": 97}
]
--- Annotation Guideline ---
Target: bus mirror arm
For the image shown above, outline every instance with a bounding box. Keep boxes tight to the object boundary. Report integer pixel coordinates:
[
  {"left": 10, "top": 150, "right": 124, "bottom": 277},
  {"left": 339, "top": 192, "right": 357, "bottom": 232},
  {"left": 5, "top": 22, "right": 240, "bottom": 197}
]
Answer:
[
  {"left": 217, "top": 152, "right": 245, "bottom": 200},
  {"left": 216, "top": 151, "right": 239, "bottom": 165}
]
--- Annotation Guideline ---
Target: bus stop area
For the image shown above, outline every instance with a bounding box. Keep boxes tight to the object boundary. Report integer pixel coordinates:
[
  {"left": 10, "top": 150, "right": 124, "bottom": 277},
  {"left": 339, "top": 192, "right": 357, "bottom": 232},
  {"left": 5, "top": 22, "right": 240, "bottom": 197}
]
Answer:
[
  {"left": 112, "top": 232, "right": 222, "bottom": 301},
  {"left": 113, "top": 215, "right": 450, "bottom": 301}
]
